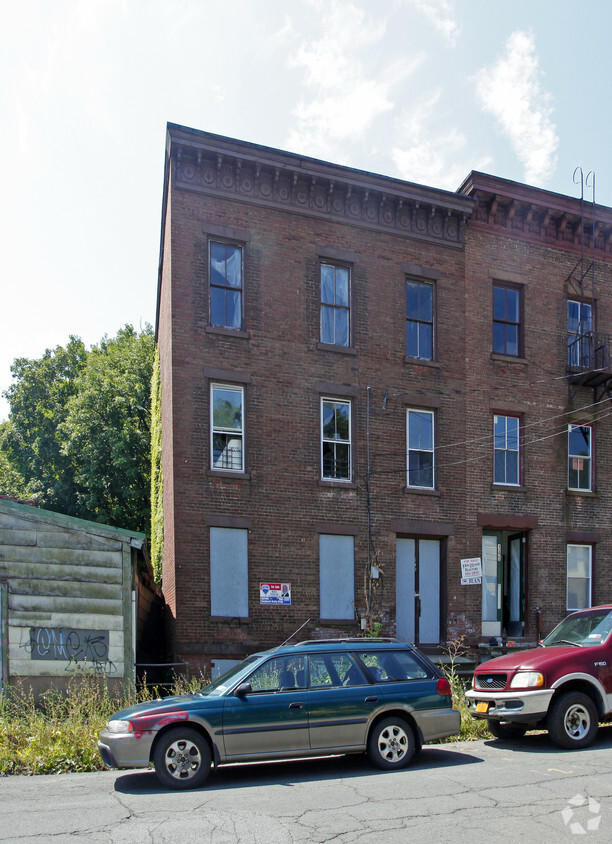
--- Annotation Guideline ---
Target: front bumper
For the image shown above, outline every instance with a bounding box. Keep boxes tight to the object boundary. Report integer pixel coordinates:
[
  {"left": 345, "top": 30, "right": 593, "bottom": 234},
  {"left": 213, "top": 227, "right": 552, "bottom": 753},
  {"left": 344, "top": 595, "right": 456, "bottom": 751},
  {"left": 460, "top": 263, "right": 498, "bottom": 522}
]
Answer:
[
  {"left": 465, "top": 687, "right": 554, "bottom": 723},
  {"left": 97, "top": 730, "right": 154, "bottom": 770}
]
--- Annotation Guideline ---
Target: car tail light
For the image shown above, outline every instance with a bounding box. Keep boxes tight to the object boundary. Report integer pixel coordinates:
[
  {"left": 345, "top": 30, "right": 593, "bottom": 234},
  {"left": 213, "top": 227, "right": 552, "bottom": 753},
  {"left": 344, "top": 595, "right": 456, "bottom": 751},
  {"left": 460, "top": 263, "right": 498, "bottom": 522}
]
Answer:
[{"left": 436, "top": 677, "right": 452, "bottom": 696}]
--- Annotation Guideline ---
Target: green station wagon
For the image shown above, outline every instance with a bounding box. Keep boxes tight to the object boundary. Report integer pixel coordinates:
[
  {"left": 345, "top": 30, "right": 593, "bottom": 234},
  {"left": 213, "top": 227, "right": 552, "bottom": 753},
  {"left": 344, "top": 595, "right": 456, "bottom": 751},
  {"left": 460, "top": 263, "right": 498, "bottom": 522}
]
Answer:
[{"left": 98, "top": 638, "right": 460, "bottom": 789}]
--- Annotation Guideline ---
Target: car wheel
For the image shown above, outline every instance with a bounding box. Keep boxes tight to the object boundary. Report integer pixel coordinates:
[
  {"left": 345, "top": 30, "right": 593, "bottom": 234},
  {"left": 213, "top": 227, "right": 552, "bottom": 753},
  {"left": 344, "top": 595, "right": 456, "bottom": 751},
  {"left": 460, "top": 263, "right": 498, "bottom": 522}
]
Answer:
[
  {"left": 153, "top": 727, "right": 212, "bottom": 789},
  {"left": 367, "top": 717, "right": 415, "bottom": 770},
  {"left": 547, "top": 692, "right": 598, "bottom": 749},
  {"left": 487, "top": 719, "right": 528, "bottom": 740}
]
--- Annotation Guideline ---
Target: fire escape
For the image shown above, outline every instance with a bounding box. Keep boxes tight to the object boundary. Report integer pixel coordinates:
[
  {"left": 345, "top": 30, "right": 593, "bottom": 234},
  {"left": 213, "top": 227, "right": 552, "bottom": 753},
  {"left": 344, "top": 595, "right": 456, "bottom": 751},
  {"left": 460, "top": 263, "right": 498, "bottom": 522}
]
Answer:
[{"left": 566, "top": 168, "right": 612, "bottom": 403}]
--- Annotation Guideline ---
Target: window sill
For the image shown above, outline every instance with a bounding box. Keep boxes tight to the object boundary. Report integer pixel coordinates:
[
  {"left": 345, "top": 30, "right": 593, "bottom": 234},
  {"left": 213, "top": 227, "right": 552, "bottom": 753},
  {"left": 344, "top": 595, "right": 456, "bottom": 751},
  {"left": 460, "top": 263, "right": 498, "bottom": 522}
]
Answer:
[
  {"left": 566, "top": 489, "right": 597, "bottom": 497},
  {"left": 403, "top": 486, "right": 440, "bottom": 497},
  {"left": 210, "top": 616, "right": 250, "bottom": 624},
  {"left": 318, "top": 479, "right": 357, "bottom": 489},
  {"left": 404, "top": 357, "right": 440, "bottom": 368},
  {"left": 206, "top": 325, "right": 250, "bottom": 339},
  {"left": 317, "top": 342, "right": 357, "bottom": 356},
  {"left": 207, "top": 469, "right": 251, "bottom": 480},
  {"left": 492, "top": 483, "right": 526, "bottom": 492},
  {"left": 491, "top": 353, "right": 527, "bottom": 364},
  {"left": 318, "top": 618, "right": 356, "bottom": 627}
]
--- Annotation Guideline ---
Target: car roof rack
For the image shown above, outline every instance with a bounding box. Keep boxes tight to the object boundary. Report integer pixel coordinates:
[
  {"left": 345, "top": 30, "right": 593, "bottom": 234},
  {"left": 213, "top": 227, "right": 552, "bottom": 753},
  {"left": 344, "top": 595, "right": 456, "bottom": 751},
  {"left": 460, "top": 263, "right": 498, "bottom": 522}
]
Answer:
[{"left": 293, "top": 637, "right": 402, "bottom": 646}]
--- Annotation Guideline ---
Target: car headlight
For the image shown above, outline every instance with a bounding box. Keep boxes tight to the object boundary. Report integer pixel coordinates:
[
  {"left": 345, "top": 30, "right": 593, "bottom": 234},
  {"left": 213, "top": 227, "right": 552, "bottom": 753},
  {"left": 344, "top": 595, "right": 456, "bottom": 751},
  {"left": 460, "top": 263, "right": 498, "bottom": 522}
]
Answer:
[
  {"left": 510, "top": 672, "right": 544, "bottom": 689},
  {"left": 106, "top": 719, "right": 133, "bottom": 733}
]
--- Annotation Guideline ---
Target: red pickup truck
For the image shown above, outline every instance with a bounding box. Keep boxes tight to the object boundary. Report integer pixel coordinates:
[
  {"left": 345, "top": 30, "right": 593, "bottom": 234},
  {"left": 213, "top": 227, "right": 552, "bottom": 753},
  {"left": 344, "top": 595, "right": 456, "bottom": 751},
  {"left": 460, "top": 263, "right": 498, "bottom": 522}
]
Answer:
[{"left": 466, "top": 605, "right": 612, "bottom": 748}]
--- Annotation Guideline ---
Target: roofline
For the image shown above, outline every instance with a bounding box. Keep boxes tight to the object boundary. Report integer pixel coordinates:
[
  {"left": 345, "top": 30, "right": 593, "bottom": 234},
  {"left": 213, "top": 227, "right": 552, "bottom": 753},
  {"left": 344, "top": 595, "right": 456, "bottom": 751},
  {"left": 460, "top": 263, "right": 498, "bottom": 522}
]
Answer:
[
  {"left": 166, "top": 122, "right": 474, "bottom": 212},
  {"left": 0, "top": 498, "right": 146, "bottom": 548},
  {"left": 458, "top": 170, "right": 612, "bottom": 220}
]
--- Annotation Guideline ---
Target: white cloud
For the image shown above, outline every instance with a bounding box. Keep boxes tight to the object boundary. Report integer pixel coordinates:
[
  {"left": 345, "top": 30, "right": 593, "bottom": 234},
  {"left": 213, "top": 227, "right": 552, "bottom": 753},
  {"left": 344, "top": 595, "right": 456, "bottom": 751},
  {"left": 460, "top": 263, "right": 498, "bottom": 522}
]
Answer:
[
  {"left": 408, "top": 0, "right": 459, "bottom": 45},
  {"left": 392, "top": 92, "right": 491, "bottom": 190},
  {"left": 286, "top": 0, "right": 420, "bottom": 161},
  {"left": 475, "top": 29, "right": 559, "bottom": 185}
]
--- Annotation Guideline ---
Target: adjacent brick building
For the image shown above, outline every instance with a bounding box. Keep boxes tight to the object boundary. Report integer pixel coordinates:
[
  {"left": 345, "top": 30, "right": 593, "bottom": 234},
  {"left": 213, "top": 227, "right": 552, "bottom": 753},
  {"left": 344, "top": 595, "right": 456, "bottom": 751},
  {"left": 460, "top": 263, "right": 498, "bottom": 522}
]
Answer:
[{"left": 156, "top": 123, "right": 612, "bottom": 675}]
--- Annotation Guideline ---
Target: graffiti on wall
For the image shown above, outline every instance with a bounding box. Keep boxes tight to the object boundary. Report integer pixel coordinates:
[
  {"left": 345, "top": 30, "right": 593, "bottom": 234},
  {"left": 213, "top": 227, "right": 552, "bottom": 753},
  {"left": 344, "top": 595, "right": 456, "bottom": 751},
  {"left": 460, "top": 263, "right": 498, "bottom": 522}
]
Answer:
[{"left": 22, "top": 627, "right": 117, "bottom": 675}]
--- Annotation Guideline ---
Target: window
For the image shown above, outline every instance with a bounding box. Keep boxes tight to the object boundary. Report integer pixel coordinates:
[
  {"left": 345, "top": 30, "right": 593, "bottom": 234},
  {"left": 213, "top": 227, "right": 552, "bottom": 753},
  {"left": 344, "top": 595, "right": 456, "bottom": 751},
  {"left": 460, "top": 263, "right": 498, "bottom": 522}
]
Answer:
[
  {"left": 406, "top": 409, "right": 434, "bottom": 489},
  {"left": 210, "top": 527, "right": 248, "bottom": 616},
  {"left": 493, "top": 415, "right": 520, "bottom": 485},
  {"left": 319, "top": 534, "right": 354, "bottom": 620},
  {"left": 567, "top": 300, "right": 593, "bottom": 368},
  {"left": 308, "top": 652, "right": 366, "bottom": 688},
  {"left": 247, "top": 655, "right": 307, "bottom": 692},
  {"left": 355, "top": 650, "right": 430, "bottom": 682},
  {"left": 568, "top": 424, "right": 592, "bottom": 491},
  {"left": 493, "top": 284, "right": 521, "bottom": 356},
  {"left": 321, "top": 399, "right": 351, "bottom": 481},
  {"left": 406, "top": 279, "right": 434, "bottom": 360},
  {"left": 210, "top": 241, "right": 243, "bottom": 329},
  {"left": 567, "top": 544, "right": 592, "bottom": 610},
  {"left": 211, "top": 384, "right": 244, "bottom": 472},
  {"left": 320, "top": 263, "right": 350, "bottom": 346}
]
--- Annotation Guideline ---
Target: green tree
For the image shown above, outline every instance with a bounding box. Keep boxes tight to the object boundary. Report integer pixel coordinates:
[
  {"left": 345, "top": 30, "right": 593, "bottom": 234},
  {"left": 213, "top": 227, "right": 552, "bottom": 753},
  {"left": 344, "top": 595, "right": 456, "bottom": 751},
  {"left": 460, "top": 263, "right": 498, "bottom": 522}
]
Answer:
[
  {"left": 1, "top": 326, "right": 155, "bottom": 532},
  {"left": 60, "top": 325, "right": 155, "bottom": 532},
  {"left": 1, "top": 337, "right": 87, "bottom": 514}
]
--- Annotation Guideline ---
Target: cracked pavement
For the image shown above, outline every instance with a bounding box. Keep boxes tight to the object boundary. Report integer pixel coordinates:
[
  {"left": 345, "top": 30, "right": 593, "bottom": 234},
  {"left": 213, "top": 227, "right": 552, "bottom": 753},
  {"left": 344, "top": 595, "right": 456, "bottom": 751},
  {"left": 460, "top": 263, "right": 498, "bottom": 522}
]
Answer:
[{"left": 1, "top": 727, "right": 611, "bottom": 842}]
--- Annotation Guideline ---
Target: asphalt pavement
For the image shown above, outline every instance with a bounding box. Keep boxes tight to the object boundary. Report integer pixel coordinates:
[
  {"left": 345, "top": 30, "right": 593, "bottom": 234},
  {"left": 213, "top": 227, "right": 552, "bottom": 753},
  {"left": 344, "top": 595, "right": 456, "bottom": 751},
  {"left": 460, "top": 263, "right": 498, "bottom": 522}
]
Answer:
[{"left": 2, "top": 727, "right": 612, "bottom": 842}]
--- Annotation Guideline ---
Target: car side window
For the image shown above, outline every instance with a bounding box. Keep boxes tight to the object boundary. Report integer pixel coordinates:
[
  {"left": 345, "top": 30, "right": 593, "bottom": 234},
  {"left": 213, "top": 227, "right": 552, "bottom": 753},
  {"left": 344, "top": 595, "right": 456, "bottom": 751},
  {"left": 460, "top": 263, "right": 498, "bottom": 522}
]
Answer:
[
  {"left": 309, "top": 652, "right": 366, "bottom": 688},
  {"left": 247, "top": 656, "right": 306, "bottom": 692},
  {"left": 357, "top": 650, "right": 430, "bottom": 682}
]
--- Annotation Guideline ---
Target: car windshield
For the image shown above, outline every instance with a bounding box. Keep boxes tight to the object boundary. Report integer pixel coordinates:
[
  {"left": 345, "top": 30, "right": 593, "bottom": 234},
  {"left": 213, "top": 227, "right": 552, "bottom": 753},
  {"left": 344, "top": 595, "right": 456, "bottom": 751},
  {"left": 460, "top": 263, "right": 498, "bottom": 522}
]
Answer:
[
  {"left": 541, "top": 609, "right": 612, "bottom": 648},
  {"left": 198, "top": 656, "right": 262, "bottom": 697}
]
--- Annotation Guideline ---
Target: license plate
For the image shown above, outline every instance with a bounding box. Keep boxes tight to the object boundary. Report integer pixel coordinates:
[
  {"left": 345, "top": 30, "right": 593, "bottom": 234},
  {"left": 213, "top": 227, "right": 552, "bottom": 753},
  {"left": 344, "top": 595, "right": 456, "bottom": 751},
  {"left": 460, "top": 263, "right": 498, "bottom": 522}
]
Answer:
[{"left": 475, "top": 701, "right": 489, "bottom": 714}]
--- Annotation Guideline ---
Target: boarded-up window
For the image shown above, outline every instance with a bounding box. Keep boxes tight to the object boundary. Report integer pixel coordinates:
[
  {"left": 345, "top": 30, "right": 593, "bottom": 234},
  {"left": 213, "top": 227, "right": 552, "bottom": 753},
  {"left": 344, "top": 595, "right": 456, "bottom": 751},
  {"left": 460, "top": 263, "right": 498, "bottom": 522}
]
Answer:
[
  {"left": 319, "top": 534, "right": 354, "bottom": 620},
  {"left": 210, "top": 528, "right": 248, "bottom": 617}
]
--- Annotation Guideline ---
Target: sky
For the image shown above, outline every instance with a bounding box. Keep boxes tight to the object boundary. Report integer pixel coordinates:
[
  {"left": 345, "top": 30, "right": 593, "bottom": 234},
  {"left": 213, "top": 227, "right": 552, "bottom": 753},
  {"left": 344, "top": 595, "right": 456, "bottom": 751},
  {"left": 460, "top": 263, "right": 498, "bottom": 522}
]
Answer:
[{"left": 2, "top": 0, "right": 611, "bottom": 420}]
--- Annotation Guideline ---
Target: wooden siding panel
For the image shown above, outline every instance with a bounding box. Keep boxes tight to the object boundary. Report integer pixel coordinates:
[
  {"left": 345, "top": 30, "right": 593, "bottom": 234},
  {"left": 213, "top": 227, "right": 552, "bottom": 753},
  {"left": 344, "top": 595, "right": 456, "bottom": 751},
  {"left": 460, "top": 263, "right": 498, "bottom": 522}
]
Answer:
[
  {"left": 0, "top": 529, "right": 36, "bottom": 547},
  {"left": 0, "top": 562, "right": 122, "bottom": 585},
  {"left": 0, "top": 546, "right": 122, "bottom": 568},
  {"left": 8, "top": 595, "right": 123, "bottom": 615},
  {"left": 7, "top": 579, "right": 121, "bottom": 601}
]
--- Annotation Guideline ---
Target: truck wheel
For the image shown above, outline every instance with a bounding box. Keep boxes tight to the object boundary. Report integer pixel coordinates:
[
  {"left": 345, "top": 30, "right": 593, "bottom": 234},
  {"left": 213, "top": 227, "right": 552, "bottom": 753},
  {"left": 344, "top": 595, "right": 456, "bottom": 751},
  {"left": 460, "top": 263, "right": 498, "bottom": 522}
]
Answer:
[
  {"left": 487, "top": 720, "right": 527, "bottom": 740},
  {"left": 153, "top": 727, "right": 212, "bottom": 789},
  {"left": 547, "top": 692, "right": 598, "bottom": 749},
  {"left": 367, "top": 717, "right": 415, "bottom": 770}
]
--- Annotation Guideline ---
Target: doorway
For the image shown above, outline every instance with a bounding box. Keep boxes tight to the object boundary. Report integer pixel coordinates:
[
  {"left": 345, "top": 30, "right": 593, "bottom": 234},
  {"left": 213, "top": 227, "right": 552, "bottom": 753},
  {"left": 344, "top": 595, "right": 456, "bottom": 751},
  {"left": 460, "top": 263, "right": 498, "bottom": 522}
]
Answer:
[
  {"left": 396, "top": 538, "right": 443, "bottom": 645},
  {"left": 482, "top": 531, "right": 526, "bottom": 638}
]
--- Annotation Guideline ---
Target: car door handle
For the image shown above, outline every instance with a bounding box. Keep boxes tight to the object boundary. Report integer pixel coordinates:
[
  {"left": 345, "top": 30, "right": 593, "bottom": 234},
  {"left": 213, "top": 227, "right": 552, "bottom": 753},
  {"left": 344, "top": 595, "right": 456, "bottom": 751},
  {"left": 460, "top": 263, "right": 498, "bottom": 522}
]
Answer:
[
  {"left": 289, "top": 702, "right": 303, "bottom": 709},
  {"left": 365, "top": 696, "right": 378, "bottom": 703}
]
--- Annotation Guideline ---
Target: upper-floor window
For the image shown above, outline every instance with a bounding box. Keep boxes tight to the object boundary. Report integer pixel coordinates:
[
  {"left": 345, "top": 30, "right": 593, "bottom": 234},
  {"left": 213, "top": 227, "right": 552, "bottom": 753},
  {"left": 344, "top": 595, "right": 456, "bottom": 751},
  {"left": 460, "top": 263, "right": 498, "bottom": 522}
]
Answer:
[
  {"left": 406, "top": 409, "right": 434, "bottom": 489},
  {"left": 568, "top": 423, "right": 592, "bottom": 491},
  {"left": 406, "top": 279, "right": 434, "bottom": 360},
  {"left": 567, "top": 300, "right": 593, "bottom": 368},
  {"left": 210, "top": 242, "right": 243, "bottom": 329},
  {"left": 493, "top": 284, "right": 521, "bottom": 356},
  {"left": 321, "top": 398, "right": 351, "bottom": 481},
  {"left": 211, "top": 383, "right": 244, "bottom": 472},
  {"left": 567, "top": 544, "right": 592, "bottom": 611},
  {"left": 493, "top": 415, "right": 520, "bottom": 485},
  {"left": 320, "top": 263, "right": 350, "bottom": 346}
]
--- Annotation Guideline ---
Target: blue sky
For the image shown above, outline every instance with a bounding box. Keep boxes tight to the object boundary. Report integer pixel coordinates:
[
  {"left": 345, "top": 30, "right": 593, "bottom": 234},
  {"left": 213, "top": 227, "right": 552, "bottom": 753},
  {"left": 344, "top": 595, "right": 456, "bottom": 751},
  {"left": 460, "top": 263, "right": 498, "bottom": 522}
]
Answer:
[{"left": 2, "top": 0, "right": 611, "bottom": 419}]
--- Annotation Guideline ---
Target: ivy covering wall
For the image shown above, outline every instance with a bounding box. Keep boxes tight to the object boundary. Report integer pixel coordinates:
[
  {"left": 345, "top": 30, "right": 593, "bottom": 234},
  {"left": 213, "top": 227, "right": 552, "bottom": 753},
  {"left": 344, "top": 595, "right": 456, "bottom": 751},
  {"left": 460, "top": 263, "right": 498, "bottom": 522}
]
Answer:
[{"left": 150, "top": 346, "right": 163, "bottom": 584}]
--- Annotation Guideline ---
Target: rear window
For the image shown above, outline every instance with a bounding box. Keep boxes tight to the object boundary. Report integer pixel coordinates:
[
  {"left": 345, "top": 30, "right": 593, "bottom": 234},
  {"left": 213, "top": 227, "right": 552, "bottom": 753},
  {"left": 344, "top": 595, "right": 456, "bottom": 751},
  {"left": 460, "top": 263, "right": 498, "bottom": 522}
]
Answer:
[{"left": 355, "top": 649, "right": 431, "bottom": 682}]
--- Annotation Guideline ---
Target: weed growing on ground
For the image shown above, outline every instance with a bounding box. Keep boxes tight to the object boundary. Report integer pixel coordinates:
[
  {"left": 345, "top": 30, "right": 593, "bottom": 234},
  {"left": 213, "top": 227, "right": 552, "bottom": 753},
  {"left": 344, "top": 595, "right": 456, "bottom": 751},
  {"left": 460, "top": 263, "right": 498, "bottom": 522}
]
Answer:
[
  {"left": 440, "top": 637, "right": 491, "bottom": 742},
  {"left": 0, "top": 671, "right": 205, "bottom": 776}
]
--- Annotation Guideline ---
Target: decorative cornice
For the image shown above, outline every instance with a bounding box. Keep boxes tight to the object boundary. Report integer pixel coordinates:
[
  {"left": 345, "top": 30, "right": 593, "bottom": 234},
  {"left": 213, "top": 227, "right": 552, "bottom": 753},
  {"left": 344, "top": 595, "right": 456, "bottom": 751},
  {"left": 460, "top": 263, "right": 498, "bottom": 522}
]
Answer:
[
  {"left": 167, "top": 124, "right": 473, "bottom": 250},
  {"left": 459, "top": 171, "right": 612, "bottom": 258}
]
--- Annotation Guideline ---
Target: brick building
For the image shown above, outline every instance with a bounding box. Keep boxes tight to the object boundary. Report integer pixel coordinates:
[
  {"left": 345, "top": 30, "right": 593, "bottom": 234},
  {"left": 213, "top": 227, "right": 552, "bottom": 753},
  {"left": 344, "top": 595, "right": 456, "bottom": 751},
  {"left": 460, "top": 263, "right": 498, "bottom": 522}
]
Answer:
[{"left": 156, "top": 123, "right": 612, "bottom": 675}]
